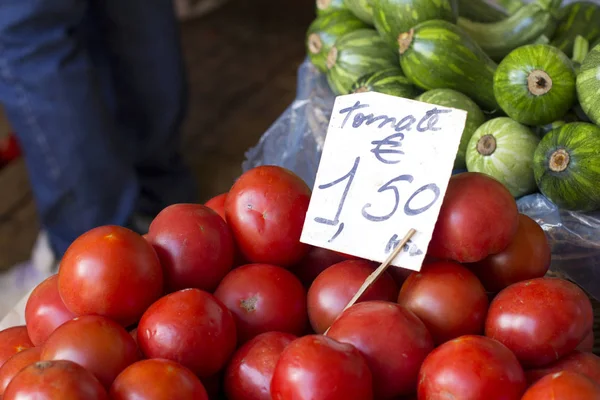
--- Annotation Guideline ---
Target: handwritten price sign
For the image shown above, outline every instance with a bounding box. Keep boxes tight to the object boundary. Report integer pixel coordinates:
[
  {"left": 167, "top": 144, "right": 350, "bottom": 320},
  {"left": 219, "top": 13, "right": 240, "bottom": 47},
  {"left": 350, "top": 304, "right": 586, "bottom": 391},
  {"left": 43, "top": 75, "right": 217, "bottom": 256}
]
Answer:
[{"left": 300, "top": 92, "right": 467, "bottom": 271}]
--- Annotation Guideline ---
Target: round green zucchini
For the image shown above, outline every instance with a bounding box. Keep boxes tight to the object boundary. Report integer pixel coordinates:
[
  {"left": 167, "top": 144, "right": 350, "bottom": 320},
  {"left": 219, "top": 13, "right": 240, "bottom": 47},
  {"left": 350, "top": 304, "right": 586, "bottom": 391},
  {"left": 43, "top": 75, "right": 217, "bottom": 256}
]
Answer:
[
  {"left": 533, "top": 122, "right": 600, "bottom": 212},
  {"left": 576, "top": 43, "right": 600, "bottom": 125},
  {"left": 306, "top": 11, "right": 370, "bottom": 73},
  {"left": 326, "top": 29, "right": 398, "bottom": 95},
  {"left": 493, "top": 44, "right": 577, "bottom": 126},
  {"left": 466, "top": 117, "right": 539, "bottom": 198},
  {"left": 351, "top": 68, "right": 419, "bottom": 98},
  {"left": 416, "top": 88, "right": 486, "bottom": 170},
  {"left": 344, "top": 0, "right": 374, "bottom": 24}
]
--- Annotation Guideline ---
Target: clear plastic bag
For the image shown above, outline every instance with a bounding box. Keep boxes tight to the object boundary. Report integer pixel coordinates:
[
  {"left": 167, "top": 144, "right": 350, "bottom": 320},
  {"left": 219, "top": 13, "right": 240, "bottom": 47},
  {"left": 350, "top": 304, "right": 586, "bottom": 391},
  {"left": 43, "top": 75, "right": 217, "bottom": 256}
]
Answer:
[{"left": 242, "top": 54, "right": 600, "bottom": 300}]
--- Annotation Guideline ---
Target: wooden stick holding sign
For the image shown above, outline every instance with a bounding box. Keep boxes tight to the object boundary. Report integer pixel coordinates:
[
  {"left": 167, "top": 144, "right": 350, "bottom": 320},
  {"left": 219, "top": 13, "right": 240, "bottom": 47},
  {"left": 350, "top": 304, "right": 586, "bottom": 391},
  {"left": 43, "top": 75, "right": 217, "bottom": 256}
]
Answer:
[{"left": 324, "top": 228, "right": 416, "bottom": 335}]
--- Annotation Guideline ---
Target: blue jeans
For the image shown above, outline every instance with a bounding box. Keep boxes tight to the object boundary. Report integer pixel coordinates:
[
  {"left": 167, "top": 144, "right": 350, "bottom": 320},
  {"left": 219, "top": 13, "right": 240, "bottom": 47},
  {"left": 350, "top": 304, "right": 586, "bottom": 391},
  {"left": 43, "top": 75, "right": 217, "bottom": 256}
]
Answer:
[{"left": 0, "top": 0, "right": 197, "bottom": 257}]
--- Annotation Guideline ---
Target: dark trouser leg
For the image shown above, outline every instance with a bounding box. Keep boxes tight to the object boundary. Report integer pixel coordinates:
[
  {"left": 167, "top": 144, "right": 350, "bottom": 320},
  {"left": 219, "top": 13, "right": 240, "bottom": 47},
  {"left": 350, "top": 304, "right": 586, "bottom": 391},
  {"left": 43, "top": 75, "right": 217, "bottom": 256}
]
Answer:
[
  {"left": 0, "top": 0, "right": 139, "bottom": 257},
  {"left": 90, "top": 0, "right": 198, "bottom": 217}
]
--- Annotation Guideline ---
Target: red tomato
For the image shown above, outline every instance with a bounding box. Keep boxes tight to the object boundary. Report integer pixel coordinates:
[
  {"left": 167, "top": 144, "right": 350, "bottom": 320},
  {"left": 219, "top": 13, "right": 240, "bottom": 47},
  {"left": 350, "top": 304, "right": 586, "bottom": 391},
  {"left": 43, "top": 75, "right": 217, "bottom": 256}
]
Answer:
[
  {"left": 3, "top": 360, "right": 108, "bottom": 400},
  {"left": 110, "top": 358, "right": 208, "bottom": 400},
  {"left": 41, "top": 315, "right": 139, "bottom": 389},
  {"left": 214, "top": 264, "right": 308, "bottom": 344},
  {"left": 291, "top": 246, "right": 349, "bottom": 288},
  {"left": 225, "top": 165, "right": 311, "bottom": 268},
  {"left": 526, "top": 351, "right": 600, "bottom": 385},
  {"left": 418, "top": 335, "right": 526, "bottom": 399},
  {"left": 469, "top": 214, "right": 551, "bottom": 292},
  {"left": 0, "top": 134, "right": 21, "bottom": 165},
  {"left": 25, "top": 274, "right": 76, "bottom": 346},
  {"left": 58, "top": 225, "right": 163, "bottom": 327},
  {"left": 428, "top": 172, "right": 519, "bottom": 263},
  {"left": 386, "top": 267, "right": 414, "bottom": 288},
  {"left": 522, "top": 371, "right": 600, "bottom": 400},
  {"left": 307, "top": 260, "right": 399, "bottom": 334},
  {"left": 224, "top": 331, "right": 297, "bottom": 400},
  {"left": 397, "top": 261, "right": 489, "bottom": 345},
  {"left": 137, "top": 288, "right": 237, "bottom": 378},
  {"left": 147, "top": 204, "right": 234, "bottom": 292},
  {"left": 0, "top": 347, "right": 41, "bottom": 395},
  {"left": 205, "top": 192, "right": 228, "bottom": 220},
  {"left": 205, "top": 193, "right": 247, "bottom": 268},
  {"left": 328, "top": 301, "right": 434, "bottom": 399},
  {"left": 271, "top": 334, "right": 373, "bottom": 400},
  {"left": 578, "top": 330, "right": 595, "bottom": 352},
  {"left": 485, "top": 277, "right": 593, "bottom": 367},
  {"left": 0, "top": 326, "right": 34, "bottom": 368}
]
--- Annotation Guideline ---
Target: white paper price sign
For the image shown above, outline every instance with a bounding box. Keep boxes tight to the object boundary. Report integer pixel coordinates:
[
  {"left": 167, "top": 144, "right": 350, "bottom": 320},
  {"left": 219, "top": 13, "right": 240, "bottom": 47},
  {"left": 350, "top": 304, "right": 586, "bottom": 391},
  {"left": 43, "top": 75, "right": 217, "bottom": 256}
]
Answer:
[{"left": 300, "top": 91, "right": 467, "bottom": 271}]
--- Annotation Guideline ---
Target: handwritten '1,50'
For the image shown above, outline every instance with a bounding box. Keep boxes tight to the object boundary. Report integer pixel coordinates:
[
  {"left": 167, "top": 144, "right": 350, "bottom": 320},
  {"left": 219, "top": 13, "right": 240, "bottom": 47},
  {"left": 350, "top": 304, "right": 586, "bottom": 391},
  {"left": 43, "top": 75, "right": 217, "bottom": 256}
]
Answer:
[{"left": 313, "top": 156, "right": 441, "bottom": 243}]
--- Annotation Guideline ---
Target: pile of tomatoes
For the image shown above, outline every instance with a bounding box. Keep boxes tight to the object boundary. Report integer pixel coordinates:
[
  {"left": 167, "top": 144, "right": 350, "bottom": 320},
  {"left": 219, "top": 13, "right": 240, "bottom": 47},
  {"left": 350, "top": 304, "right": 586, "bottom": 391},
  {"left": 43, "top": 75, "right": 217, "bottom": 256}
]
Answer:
[{"left": 0, "top": 166, "right": 598, "bottom": 400}]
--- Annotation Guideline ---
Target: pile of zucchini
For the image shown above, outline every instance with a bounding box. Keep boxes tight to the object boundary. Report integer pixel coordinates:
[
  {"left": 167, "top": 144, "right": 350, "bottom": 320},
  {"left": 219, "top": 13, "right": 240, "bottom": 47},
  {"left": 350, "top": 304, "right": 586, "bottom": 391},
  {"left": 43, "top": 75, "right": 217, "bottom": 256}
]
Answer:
[{"left": 306, "top": 0, "right": 600, "bottom": 213}]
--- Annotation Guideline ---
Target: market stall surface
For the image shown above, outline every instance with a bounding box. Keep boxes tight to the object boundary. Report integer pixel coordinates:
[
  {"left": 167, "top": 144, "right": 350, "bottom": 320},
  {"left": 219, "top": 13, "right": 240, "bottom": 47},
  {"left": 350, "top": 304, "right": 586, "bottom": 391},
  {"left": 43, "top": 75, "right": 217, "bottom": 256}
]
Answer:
[{"left": 0, "top": 0, "right": 315, "bottom": 314}]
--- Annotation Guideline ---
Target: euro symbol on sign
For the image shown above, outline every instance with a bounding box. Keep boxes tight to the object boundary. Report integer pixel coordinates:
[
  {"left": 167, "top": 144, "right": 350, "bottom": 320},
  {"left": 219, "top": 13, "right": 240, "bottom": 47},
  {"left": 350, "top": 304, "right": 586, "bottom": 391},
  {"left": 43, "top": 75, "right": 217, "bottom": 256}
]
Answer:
[{"left": 370, "top": 133, "right": 405, "bottom": 165}]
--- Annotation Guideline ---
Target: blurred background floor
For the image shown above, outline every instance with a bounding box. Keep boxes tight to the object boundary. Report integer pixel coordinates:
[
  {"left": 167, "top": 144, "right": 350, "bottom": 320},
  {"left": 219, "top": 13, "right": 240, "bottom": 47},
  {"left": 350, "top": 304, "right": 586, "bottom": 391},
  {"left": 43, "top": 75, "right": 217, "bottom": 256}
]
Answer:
[{"left": 0, "top": 0, "right": 315, "bottom": 271}]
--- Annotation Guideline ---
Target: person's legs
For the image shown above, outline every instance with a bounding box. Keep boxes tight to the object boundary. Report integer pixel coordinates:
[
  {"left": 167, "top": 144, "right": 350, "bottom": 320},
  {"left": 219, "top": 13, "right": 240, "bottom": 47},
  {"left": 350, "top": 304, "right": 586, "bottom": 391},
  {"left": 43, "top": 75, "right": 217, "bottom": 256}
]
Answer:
[
  {"left": 91, "top": 0, "right": 198, "bottom": 217},
  {"left": 0, "top": 0, "right": 139, "bottom": 258}
]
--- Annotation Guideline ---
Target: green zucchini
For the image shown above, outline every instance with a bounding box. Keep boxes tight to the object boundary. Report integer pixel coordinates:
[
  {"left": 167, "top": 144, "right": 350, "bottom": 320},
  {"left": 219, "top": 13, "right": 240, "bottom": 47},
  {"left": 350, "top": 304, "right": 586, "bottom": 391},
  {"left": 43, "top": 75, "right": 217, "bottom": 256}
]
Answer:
[
  {"left": 533, "top": 112, "right": 579, "bottom": 137},
  {"left": 551, "top": 1, "right": 600, "bottom": 57},
  {"left": 351, "top": 68, "right": 419, "bottom": 98},
  {"left": 372, "top": 0, "right": 458, "bottom": 52},
  {"left": 458, "top": 0, "right": 509, "bottom": 22},
  {"left": 344, "top": 0, "right": 374, "bottom": 24},
  {"left": 316, "top": 0, "right": 348, "bottom": 14},
  {"left": 496, "top": 0, "right": 527, "bottom": 14},
  {"left": 416, "top": 89, "right": 486, "bottom": 169},
  {"left": 306, "top": 11, "right": 370, "bottom": 73},
  {"left": 456, "top": 0, "right": 561, "bottom": 61},
  {"left": 398, "top": 20, "right": 499, "bottom": 111},
  {"left": 592, "top": 38, "right": 600, "bottom": 49},
  {"left": 493, "top": 44, "right": 576, "bottom": 126},
  {"left": 571, "top": 35, "right": 590, "bottom": 74},
  {"left": 466, "top": 117, "right": 540, "bottom": 198},
  {"left": 533, "top": 122, "right": 600, "bottom": 212},
  {"left": 326, "top": 29, "right": 398, "bottom": 95},
  {"left": 576, "top": 43, "right": 600, "bottom": 125}
]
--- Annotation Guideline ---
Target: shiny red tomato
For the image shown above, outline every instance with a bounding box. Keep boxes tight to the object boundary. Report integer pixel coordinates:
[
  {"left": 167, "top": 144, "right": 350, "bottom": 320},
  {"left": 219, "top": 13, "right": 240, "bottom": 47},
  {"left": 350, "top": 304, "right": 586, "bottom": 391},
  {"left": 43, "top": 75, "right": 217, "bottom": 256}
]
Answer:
[
  {"left": 522, "top": 371, "right": 600, "bottom": 399},
  {"left": 137, "top": 288, "right": 237, "bottom": 378},
  {"left": 214, "top": 264, "right": 308, "bottom": 344},
  {"left": 110, "top": 358, "right": 208, "bottom": 400},
  {"left": 25, "top": 274, "right": 76, "bottom": 346},
  {"left": 40, "top": 315, "right": 139, "bottom": 389},
  {"left": 397, "top": 261, "right": 489, "bottom": 345},
  {"left": 485, "top": 277, "right": 593, "bottom": 367},
  {"left": 205, "top": 192, "right": 228, "bottom": 220},
  {"left": 428, "top": 172, "right": 519, "bottom": 263},
  {"left": 578, "top": 330, "right": 595, "bottom": 352},
  {"left": 271, "top": 334, "right": 373, "bottom": 400},
  {"left": 58, "top": 225, "right": 163, "bottom": 327},
  {"left": 328, "top": 301, "right": 434, "bottom": 399},
  {"left": 0, "top": 326, "right": 33, "bottom": 368},
  {"left": 224, "top": 331, "right": 297, "bottom": 400},
  {"left": 307, "top": 260, "right": 398, "bottom": 334},
  {"left": 469, "top": 214, "right": 551, "bottom": 292},
  {"left": 147, "top": 204, "right": 234, "bottom": 292},
  {"left": 0, "top": 347, "right": 41, "bottom": 395},
  {"left": 205, "top": 193, "right": 248, "bottom": 268},
  {"left": 418, "top": 335, "right": 526, "bottom": 399},
  {"left": 225, "top": 165, "right": 311, "bottom": 268},
  {"left": 526, "top": 351, "right": 600, "bottom": 385},
  {"left": 3, "top": 360, "right": 108, "bottom": 400},
  {"left": 291, "top": 246, "right": 349, "bottom": 288}
]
